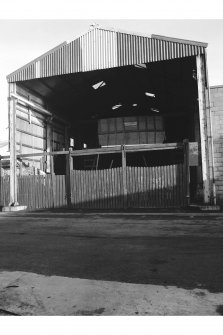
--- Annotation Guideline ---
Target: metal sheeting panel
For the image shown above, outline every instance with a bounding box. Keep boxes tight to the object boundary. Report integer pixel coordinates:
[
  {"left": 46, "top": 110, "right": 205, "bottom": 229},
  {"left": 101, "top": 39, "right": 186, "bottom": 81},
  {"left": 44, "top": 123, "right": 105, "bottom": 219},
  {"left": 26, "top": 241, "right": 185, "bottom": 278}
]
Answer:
[
  {"left": 8, "top": 43, "right": 67, "bottom": 83},
  {"left": 7, "top": 27, "right": 206, "bottom": 83},
  {"left": 11, "top": 63, "right": 36, "bottom": 82},
  {"left": 67, "top": 28, "right": 118, "bottom": 73},
  {"left": 117, "top": 33, "right": 205, "bottom": 65},
  {"left": 67, "top": 35, "right": 83, "bottom": 73},
  {"left": 40, "top": 44, "right": 67, "bottom": 77}
]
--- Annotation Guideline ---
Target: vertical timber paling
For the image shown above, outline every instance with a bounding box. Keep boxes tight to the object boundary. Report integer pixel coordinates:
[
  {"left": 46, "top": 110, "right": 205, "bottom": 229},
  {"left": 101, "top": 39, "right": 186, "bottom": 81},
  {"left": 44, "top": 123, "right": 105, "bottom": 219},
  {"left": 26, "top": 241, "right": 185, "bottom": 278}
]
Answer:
[
  {"left": 50, "top": 154, "right": 56, "bottom": 208},
  {"left": 122, "top": 145, "right": 127, "bottom": 209},
  {"left": 184, "top": 139, "right": 190, "bottom": 206},
  {"left": 196, "top": 54, "right": 210, "bottom": 204},
  {"left": 66, "top": 148, "right": 72, "bottom": 208}
]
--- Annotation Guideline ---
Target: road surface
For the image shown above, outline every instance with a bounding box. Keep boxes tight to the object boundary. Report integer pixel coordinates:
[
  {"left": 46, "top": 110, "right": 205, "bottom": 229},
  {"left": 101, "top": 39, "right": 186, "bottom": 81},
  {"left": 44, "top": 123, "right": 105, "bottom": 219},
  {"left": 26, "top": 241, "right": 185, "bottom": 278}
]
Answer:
[{"left": 0, "top": 210, "right": 223, "bottom": 315}]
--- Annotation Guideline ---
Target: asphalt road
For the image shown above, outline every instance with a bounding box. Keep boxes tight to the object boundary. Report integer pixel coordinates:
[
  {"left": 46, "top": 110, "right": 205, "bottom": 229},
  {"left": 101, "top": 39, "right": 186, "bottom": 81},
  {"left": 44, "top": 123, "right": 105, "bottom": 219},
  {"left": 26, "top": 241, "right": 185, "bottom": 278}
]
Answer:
[{"left": 0, "top": 211, "right": 223, "bottom": 294}]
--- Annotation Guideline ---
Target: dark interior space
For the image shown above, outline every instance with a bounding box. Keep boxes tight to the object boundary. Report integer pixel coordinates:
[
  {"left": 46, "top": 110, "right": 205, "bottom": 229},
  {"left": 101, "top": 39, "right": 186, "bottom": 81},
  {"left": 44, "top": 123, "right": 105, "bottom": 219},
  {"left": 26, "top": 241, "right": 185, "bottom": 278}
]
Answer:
[
  {"left": 17, "top": 56, "right": 201, "bottom": 202},
  {"left": 18, "top": 55, "right": 199, "bottom": 149},
  {"left": 71, "top": 149, "right": 184, "bottom": 171}
]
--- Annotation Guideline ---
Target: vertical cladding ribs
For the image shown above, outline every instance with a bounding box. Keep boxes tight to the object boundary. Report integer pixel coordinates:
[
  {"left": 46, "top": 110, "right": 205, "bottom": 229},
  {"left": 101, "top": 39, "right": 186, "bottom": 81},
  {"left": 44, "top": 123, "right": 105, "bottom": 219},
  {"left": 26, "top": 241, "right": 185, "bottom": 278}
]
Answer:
[{"left": 7, "top": 28, "right": 206, "bottom": 83}]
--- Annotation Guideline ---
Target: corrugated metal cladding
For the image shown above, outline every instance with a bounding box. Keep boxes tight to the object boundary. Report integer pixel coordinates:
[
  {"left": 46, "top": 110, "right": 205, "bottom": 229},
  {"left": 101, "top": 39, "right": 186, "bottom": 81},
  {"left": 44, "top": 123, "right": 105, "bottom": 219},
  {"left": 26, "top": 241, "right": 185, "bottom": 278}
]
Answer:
[{"left": 7, "top": 27, "right": 206, "bottom": 83}]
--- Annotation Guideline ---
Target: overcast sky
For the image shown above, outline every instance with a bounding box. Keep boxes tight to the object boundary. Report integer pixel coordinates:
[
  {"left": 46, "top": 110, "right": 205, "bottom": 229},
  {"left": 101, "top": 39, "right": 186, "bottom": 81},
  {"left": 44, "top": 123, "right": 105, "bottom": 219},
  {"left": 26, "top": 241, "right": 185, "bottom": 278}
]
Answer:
[{"left": 0, "top": 19, "right": 223, "bottom": 141}]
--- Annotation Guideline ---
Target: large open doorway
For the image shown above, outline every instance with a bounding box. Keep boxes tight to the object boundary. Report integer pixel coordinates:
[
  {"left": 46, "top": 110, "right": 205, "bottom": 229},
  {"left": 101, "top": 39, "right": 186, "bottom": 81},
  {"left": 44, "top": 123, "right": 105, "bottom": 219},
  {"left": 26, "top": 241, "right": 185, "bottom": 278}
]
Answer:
[{"left": 12, "top": 56, "right": 201, "bottom": 209}]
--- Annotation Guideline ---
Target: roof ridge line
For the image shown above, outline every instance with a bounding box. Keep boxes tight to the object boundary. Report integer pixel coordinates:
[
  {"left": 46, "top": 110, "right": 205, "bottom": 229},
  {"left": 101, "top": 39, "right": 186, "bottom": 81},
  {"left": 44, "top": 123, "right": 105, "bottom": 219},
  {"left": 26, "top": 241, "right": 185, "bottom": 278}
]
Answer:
[
  {"left": 95, "top": 25, "right": 152, "bottom": 38},
  {"left": 66, "top": 25, "right": 99, "bottom": 44}
]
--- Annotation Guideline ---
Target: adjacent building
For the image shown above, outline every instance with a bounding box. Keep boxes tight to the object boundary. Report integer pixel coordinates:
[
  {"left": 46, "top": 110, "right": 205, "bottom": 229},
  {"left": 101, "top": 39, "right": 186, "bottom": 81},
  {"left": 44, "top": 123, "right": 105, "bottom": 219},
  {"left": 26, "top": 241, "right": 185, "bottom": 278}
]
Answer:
[{"left": 210, "top": 85, "right": 223, "bottom": 205}]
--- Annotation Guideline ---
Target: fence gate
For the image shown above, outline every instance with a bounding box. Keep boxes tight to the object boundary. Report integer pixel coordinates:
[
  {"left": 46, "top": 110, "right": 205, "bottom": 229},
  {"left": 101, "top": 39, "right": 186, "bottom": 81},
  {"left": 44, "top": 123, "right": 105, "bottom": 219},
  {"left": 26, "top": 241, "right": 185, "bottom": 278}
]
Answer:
[
  {"left": 70, "top": 163, "right": 187, "bottom": 209},
  {"left": 69, "top": 142, "right": 189, "bottom": 209},
  {"left": 126, "top": 164, "right": 186, "bottom": 208}
]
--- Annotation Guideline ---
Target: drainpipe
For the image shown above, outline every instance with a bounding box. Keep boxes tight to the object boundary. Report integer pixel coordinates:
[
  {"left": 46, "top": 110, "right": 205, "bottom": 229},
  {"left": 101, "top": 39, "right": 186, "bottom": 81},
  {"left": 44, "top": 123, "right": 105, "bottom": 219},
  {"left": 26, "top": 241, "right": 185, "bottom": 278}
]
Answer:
[{"left": 204, "top": 50, "right": 217, "bottom": 205}]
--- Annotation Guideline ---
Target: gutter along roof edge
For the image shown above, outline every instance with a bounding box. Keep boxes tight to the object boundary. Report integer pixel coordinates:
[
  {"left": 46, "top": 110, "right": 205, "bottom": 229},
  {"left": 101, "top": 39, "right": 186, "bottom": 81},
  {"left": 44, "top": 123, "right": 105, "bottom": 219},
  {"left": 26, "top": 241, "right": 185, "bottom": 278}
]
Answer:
[{"left": 151, "top": 34, "right": 208, "bottom": 48}]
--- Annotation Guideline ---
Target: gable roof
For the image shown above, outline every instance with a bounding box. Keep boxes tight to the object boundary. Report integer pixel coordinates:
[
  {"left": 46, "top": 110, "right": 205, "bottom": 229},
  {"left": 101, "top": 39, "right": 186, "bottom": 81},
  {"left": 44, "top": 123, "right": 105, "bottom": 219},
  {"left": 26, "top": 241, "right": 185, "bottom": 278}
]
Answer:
[{"left": 7, "top": 25, "right": 208, "bottom": 83}]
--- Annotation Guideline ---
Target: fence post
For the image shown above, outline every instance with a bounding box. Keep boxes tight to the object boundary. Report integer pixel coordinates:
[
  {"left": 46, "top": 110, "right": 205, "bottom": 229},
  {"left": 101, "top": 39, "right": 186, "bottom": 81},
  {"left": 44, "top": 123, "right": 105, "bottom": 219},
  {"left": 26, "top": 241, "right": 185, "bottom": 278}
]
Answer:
[
  {"left": 121, "top": 145, "right": 127, "bottom": 209},
  {"left": 183, "top": 139, "right": 190, "bottom": 206},
  {"left": 66, "top": 148, "right": 72, "bottom": 208},
  {"left": 50, "top": 154, "right": 56, "bottom": 208}
]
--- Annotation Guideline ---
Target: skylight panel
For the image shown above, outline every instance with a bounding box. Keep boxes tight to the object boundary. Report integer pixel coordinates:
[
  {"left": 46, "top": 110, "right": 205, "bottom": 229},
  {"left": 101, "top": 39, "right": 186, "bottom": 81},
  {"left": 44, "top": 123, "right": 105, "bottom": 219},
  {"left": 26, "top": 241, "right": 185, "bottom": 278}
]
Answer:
[
  {"left": 92, "top": 81, "right": 106, "bottom": 90},
  {"left": 134, "top": 64, "right": 147, "bottom": 69},
  {"left": 151, "top": 108, "right": 159, "bottom": 113},
  {"left": 145, "top": 92, "right": 155, "bottom": 98},
  {"left": 112, "top": 104, "right": 122, "bottom": 110}
]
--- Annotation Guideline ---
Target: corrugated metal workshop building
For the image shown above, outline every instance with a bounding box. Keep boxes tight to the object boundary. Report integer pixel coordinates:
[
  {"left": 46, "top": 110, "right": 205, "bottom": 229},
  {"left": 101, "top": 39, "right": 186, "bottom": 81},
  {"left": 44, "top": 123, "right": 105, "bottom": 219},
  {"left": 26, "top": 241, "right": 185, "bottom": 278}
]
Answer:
[{"left": 1, "top": 25, "right": 217, "bottom": 210}]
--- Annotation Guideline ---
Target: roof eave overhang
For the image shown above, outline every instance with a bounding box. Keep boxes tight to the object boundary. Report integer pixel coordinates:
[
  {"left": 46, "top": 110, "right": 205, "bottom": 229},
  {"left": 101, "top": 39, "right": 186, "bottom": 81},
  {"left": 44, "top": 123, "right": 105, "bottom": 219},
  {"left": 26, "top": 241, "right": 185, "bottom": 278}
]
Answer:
[{"left": 151, "top": 34, "right": 208, "bottom": 48}]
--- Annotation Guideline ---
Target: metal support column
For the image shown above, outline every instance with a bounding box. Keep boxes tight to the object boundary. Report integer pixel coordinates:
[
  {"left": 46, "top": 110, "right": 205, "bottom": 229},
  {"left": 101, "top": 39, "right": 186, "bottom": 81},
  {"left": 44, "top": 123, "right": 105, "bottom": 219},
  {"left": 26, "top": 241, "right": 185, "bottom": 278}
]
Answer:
[
  {"left": 196, "top": 54, "right": 211, "bottom": 204},
  {"left": 9, "top": 83, "right": 18, "bottom": 206}
]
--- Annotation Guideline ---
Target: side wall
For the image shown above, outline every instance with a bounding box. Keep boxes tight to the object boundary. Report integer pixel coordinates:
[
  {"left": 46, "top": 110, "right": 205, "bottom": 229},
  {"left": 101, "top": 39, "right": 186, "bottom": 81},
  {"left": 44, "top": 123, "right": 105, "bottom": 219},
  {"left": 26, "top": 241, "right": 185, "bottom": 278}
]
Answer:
[
  {"left": 15, "top": 84, "right": 68, "bottom": 173},
  {"left": 210, "top": 85, "right": 223, "bottom": 204}
]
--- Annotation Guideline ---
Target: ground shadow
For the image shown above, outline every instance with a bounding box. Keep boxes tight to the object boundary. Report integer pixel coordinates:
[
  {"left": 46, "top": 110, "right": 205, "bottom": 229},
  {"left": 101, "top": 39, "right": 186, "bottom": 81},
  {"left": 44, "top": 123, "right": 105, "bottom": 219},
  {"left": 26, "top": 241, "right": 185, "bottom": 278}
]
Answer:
[
  {"left": 0, "top": 214, "right": 223, "bottom": 294},
  {"left": 216, "top": 305, "right": 223, "bottom": 315}
]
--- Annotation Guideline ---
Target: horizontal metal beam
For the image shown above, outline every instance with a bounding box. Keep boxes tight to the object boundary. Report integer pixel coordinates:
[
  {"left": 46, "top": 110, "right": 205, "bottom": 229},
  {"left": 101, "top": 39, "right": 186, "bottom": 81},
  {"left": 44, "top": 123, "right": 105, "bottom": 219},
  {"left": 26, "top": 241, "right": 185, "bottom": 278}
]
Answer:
[
  {"left": 11, "top": 93, "right": 70, "bottom": 126},
  {"left": 0, "top": 143, "right": 183, "bottom": 160},
  {"left": 10, "top": 93, "right": 52, "bottom": 116},
  {"left": 70, "top": 144, "right": 183, "bottom": 156}
]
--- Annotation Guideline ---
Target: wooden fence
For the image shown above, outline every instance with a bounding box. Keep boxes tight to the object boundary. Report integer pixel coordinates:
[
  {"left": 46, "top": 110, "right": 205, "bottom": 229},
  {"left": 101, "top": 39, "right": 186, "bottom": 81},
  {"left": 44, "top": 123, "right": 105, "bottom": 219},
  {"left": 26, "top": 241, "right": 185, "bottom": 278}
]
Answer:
[
  {"left": 0, "top": 141, "right": 189, "bottom": 210},
  {"left": 17, "top": 174, "right": 66, "bottom": 209},
  {"left": 70, "top": 164, "right": 186, "bottom": 209},
  {"left": 126, "top": 164, "right": 186, "bottom": 208},
  {"left": 0, "top": 176, "right": 10, "bottom": 207},
  {"left": 1, "top": 163, "right": 187, "bottom": 210},
  {"left": 71, "top": 168, "right": 124, "bottom": 209},
  {"left": 0, "top": 175, "right": 67, "bottom": 210}
]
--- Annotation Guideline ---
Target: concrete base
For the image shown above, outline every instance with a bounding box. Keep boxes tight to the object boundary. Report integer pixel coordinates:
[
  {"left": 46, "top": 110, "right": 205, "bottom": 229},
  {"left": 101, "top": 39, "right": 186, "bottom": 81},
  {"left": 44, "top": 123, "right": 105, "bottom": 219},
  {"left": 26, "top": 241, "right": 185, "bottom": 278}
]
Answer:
[
  {"left": 199, "top": 205, "right": 221, "bottom": 211},
  {"left": 2, "top": 206, "right": 27, "bottom": 212}
]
